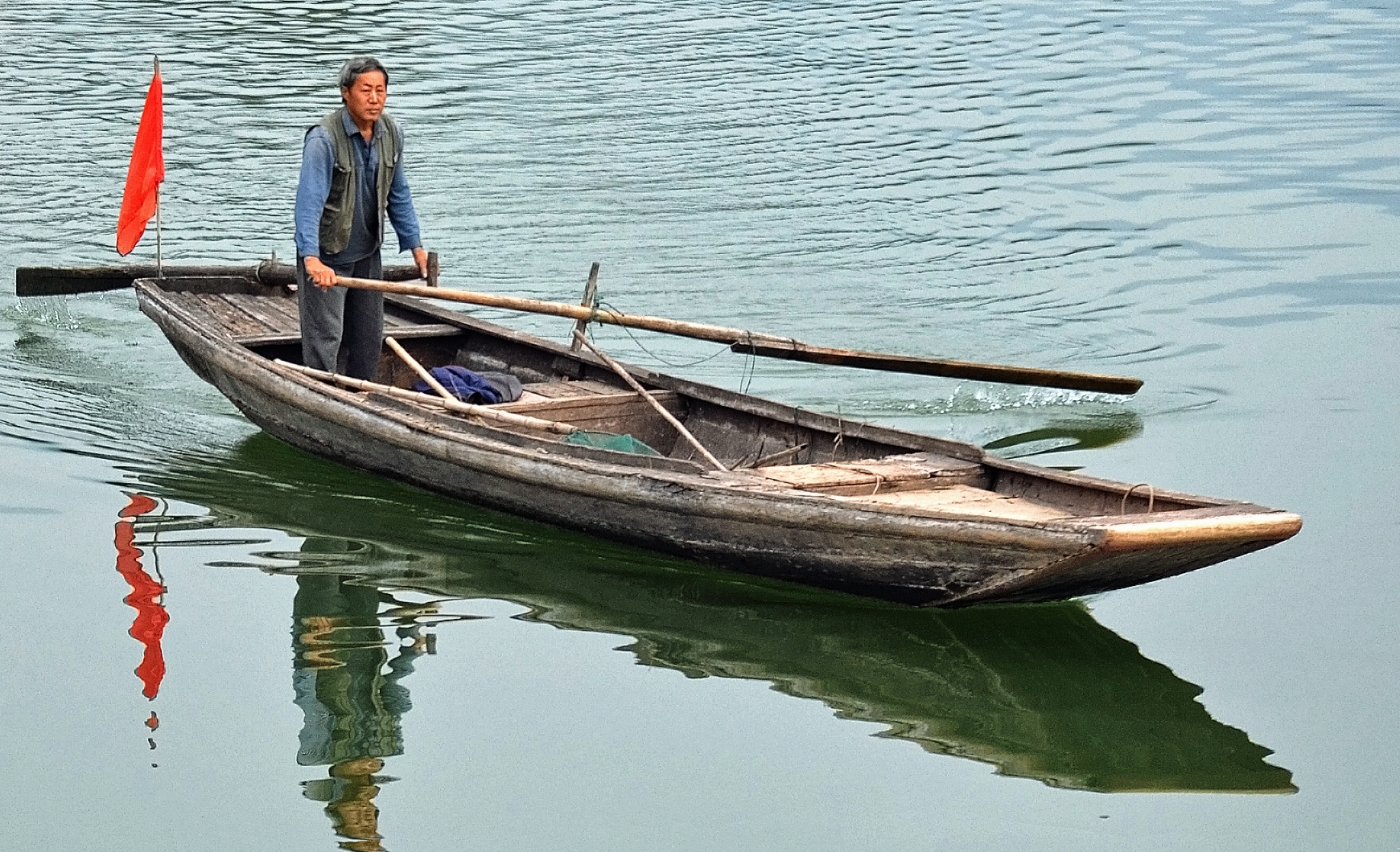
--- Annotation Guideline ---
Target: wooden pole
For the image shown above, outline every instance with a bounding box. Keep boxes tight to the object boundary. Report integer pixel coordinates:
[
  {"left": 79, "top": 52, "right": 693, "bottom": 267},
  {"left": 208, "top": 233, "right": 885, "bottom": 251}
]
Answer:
[
  {"left": 573, "top": 331, "right": 728, "bottom": 471},
  {"left": 333, "top": 275, "right": 1144, "bottom": 395},
  {"left": 153, "top": 56, "right": 163, "bottom": 278},
  {"left": 339, "top": 273, "right": 756, "bottom": 344},
  {"left": 426, "top": 251, "right": 440, "bottom": 287},
  {"left": 570, "top": 262, "right": 601, "bottom": 353}
]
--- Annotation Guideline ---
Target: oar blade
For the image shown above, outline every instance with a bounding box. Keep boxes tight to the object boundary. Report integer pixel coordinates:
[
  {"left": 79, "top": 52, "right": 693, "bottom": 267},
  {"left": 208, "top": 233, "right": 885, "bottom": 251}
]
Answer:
[{"left": 16, "top": 266, "right": 151, "bottom": 297}]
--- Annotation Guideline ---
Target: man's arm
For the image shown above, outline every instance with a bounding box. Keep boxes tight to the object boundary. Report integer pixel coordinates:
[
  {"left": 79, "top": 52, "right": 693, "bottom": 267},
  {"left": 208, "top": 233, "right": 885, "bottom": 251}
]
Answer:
[{"left": 294, "top": 128, "right": 338, "bottom": 288}]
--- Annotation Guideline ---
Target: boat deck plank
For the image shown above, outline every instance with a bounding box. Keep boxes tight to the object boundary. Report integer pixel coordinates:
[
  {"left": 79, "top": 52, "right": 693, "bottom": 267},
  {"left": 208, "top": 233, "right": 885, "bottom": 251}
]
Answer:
[
  {"left": 163, "top": 290, "right": 270, "bottom": 338},
  {"left": 219, "top": 292, "right": 299, "bottom": 335},
  {"left": 842, "top": 484, "right": 1075, "bottom": 523},
  {"left": 520, "top": 379, "right": 629, "bottom": 399},
  {"left": 757, "top": 455, "right": 986, "bottom": 494}
]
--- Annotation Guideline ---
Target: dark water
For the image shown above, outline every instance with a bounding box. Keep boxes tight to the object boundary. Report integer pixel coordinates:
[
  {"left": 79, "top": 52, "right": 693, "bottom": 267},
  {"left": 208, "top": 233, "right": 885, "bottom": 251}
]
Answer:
[{"left": 3, "top": 1, "right": 1398, "bottom": 849}]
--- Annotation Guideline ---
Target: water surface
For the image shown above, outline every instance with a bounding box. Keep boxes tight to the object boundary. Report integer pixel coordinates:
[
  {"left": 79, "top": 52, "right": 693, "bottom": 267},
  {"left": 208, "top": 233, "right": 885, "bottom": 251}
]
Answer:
[{"left": 3, "top": 1, "right": 1398, "bottom": 849}]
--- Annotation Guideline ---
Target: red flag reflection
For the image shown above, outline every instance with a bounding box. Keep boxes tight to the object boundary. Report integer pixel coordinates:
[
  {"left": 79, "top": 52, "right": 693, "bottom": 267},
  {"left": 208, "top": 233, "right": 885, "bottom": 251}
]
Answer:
[{"left": 115, "top": 494, "right": 167, "bottom": 699}]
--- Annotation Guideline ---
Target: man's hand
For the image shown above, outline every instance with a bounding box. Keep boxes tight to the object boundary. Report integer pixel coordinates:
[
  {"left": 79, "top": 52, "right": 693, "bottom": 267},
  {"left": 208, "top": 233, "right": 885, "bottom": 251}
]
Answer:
[
  {"left": 303, "top": 256, "right": 337, "bottom": 290},
  {"left": 412, "top": 246, "right": 429, "bottom": 280}
]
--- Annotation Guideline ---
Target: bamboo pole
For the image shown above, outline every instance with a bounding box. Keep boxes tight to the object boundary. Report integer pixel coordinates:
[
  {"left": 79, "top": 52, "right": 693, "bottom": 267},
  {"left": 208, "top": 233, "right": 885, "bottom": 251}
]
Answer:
[
  {"left": 572, "top": 331, "right": 728, "bottom": 471},
  {"left": 333, "top": 275, "right": 1144, "bottom": 395},
  {"left": 384, "top": 336, "right": 456, "bottom": 404}
]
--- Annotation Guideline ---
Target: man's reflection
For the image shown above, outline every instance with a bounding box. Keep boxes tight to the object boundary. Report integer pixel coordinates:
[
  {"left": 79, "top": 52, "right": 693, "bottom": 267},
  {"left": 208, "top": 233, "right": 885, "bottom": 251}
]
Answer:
[{"left": 291, "top": 558, "right": 430, "bottom": 852}]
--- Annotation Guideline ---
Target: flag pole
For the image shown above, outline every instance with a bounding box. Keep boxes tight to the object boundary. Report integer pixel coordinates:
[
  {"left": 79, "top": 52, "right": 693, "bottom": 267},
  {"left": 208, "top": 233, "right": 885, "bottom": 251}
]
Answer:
[
  {"left": 155, "top": 186, "right": 162, "bottom": 277},
  {"left": 153, "top": 57, "right": 163, "bottom": 277}
]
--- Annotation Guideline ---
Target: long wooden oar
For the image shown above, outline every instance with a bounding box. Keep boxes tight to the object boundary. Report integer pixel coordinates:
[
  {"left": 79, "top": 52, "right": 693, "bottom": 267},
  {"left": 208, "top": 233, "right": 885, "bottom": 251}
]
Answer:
[{"left": 335, "top": 275, "right": 1143, "bottom": 395}]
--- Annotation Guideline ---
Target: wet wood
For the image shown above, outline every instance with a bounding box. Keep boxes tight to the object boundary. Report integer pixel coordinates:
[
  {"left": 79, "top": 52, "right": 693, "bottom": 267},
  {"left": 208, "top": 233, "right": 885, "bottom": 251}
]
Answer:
[{"left": 731, "top": 340, "right": 1144, "bottom": 396}]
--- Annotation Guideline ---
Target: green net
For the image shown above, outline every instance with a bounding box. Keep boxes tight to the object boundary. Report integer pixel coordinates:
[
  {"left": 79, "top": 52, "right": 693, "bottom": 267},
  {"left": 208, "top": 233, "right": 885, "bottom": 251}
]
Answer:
[{"left": 562, "top": 430, "right": 662, "bottom": 457}]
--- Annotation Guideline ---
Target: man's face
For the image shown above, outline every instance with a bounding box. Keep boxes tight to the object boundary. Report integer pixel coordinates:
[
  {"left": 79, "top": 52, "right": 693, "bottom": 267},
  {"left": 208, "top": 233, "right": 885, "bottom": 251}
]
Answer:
[{"left": 341, "top": 69, "right": 387, "bottom": 128}]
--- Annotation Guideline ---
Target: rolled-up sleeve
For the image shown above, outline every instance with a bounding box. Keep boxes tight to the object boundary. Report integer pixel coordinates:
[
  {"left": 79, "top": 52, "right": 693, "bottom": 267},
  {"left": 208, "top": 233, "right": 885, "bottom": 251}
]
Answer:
[
  {"left": 386, "top": 139, "right": 422, "bottom": 252},
  {"left": 294, "top": 127, "right": 334, "bottom": 259}
]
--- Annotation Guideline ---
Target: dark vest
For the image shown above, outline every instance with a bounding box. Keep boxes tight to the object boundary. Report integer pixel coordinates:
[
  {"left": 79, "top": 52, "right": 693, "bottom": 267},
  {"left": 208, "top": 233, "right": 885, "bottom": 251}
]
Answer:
[{"left": 311, "top": 107, "right": 401, "bottom": 257}]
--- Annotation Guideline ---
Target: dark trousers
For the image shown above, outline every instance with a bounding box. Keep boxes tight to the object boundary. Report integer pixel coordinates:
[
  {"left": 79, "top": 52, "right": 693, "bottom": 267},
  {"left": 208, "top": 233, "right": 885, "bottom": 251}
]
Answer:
[{"left": 298, "top": 253, "right": 384, "bottom": 380}]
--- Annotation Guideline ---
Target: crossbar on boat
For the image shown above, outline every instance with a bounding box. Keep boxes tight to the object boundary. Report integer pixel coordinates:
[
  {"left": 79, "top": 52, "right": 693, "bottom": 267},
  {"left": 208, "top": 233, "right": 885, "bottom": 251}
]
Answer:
[{"left": 272, "top": 360, "right": 580, "bottom": 435}]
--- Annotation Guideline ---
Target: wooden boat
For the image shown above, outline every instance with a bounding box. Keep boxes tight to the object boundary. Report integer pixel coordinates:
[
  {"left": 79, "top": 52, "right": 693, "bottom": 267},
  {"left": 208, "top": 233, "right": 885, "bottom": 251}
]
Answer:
[{"left": 67, "top": 267, "right": 1299, "bottom": 606}]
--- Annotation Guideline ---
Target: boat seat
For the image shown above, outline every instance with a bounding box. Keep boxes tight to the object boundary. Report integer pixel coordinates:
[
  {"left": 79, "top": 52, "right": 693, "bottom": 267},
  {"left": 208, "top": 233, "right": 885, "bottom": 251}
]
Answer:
[
  {"left": 517, "top": 379, "right": 632, "bottom": 399},
  {"left": 839, "top": 484, "right": 1075, "bottom": 523},
  {"left": 755, "top": 453, "right": 986, "bottom": 496}
]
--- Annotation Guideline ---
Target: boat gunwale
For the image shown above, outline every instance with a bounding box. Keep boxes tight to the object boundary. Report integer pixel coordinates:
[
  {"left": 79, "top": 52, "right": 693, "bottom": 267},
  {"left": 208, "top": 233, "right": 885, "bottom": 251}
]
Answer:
[{"left": 133, "top": 276, "right": 1299, "bottom": 540}]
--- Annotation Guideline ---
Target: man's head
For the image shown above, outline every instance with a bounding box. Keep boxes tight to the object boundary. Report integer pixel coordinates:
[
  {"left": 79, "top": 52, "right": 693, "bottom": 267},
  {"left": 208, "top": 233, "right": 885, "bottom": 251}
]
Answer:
[{"left": 338, "top": 56, "right": 389, "bottom": 129}]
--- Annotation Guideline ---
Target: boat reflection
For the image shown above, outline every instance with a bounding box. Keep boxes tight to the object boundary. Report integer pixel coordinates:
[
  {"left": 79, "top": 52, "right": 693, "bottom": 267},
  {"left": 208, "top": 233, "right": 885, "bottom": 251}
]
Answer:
[{"left": 136, "top": 433, "right": 1294, "bottom": 797}]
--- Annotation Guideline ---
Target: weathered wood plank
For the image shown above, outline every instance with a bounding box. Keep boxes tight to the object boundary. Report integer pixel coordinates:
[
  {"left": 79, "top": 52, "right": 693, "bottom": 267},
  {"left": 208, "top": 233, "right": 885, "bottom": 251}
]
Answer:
[
  {"left": 163, "top": 291, "right": 268, "bottom": 338},
  {"left": 497, "top": 390, "right": 680, "bottom": 419},
  {"left": 214, "top": 293, "right": 285, "bottom": 336},
  {"left": 234, "top": 323, "right": 464, "bottom": 349},
  {"left": 518, "top": 379, "right": 628, "bottom": 399},
  {"left": 222, "top": 292, "right": 301, "bottom": 336},
  {"left": 846, "top": 485, "right": 1074, "bottom": 523}
]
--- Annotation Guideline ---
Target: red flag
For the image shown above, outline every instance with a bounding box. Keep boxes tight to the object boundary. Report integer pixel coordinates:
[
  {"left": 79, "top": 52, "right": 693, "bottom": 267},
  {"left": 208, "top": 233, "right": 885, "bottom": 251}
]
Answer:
[{"left": 116, "top": 62, "right": 164, "bottom": 256}]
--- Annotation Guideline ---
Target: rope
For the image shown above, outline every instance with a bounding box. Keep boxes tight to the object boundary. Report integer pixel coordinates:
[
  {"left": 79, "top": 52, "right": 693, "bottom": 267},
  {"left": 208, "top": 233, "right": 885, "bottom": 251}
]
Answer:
[
  {"left": 739, "top": 331, "right": 757, "bottom": 394},
  {"left": 593, "top": 298, "right": 732, "bottom": 369},
  {"left": 1121, "top": 483, "right": 1156, "bottom": 515}
]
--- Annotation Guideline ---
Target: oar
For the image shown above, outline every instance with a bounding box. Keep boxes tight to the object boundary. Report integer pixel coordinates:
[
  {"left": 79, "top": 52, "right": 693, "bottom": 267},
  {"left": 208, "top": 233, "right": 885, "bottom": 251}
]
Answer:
[
  {"left": 14, "top": 258, "right": 430, "bottom": 297},
  {"left": 335, "top": 275, "right": 1143, "bottom": 395}
]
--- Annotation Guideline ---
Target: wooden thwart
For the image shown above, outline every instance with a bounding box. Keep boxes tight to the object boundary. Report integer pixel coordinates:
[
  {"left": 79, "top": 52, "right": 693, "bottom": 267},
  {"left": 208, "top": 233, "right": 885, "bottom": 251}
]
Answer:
[
  {"left": 849, "top": 485, "right": 1076, "bottom": 523},
  {"left": 271, "top": 359, "right": 579, "bottom": 435}
]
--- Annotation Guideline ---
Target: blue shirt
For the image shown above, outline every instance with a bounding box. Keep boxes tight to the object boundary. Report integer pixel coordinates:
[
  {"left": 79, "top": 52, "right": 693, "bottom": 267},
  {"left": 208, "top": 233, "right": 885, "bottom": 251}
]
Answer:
[{"left": 294, "top": 109, "right": 422, "bottom": 262}]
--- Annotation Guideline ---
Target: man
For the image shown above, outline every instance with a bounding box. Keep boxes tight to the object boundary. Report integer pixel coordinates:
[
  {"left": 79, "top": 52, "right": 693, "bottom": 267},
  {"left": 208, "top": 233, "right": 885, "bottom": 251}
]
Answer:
[{"left": 295, "top": 56, "right": 429, "bottom": 379}]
